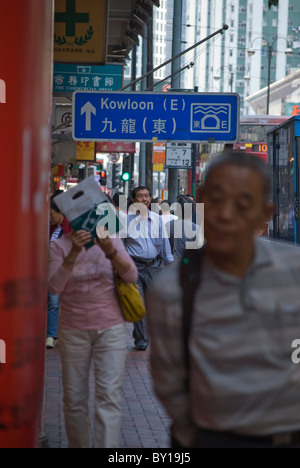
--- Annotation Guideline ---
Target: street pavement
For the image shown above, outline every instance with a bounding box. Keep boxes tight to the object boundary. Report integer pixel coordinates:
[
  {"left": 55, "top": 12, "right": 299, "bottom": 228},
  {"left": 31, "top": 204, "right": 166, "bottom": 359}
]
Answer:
[{"left": 43, "top": 324, "right": 171, "bottom": 448}]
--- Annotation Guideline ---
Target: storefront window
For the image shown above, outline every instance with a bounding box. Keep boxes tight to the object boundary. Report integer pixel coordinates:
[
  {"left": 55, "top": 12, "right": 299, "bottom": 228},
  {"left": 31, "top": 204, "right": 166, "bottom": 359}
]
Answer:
[{"left": 268, "top": 123, "right": 296, "bottom": 242}]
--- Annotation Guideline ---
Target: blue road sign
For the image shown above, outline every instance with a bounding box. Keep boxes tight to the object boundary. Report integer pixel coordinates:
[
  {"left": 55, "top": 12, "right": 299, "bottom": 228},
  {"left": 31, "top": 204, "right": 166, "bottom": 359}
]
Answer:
[{"left": 73, "top": 91, "right": 240, "bottom": 143}]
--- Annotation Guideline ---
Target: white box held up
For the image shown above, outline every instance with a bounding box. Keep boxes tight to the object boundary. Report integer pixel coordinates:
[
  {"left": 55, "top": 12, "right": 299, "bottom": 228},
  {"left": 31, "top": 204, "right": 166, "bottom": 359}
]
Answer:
[{"left": 54, "top": 176, "right": 121, "bottom": 247}]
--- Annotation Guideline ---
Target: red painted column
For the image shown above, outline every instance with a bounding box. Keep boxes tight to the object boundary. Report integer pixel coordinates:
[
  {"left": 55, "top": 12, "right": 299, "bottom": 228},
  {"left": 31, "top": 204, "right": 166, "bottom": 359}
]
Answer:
[{"left": 0, "top": 1, "right": 54, "bottom": 448}]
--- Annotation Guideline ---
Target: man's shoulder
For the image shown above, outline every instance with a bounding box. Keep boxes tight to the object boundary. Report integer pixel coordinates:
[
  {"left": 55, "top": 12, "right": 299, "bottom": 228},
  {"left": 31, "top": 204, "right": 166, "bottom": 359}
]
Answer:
[
  {"left": 257, "top": 239, "right": 300, "bottom": 283},
  {"left": 261, "top": 238, "right": 300, "bottom": 264},
  {"left": 149, "top": 210, "right": 161, "bottom": 221},
  {"left": 127, "top": 210, "right": 159, "bottom": 221}
]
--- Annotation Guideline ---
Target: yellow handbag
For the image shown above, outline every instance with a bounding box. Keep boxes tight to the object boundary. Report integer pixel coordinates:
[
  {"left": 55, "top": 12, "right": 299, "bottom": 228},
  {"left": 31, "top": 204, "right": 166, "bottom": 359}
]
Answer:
[{"left": 114, "top": 274, "right": 146, "bottom": 323}]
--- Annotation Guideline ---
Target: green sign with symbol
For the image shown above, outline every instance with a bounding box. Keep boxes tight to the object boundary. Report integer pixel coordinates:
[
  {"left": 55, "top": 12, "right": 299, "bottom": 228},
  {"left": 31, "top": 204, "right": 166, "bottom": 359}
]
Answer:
[
  {"left": 53, "top": 63, "right": 123, "bottom": 96},
  {"left": 55, "top": 0, "right": 90, "bottom": 37},
  {"left": 54, "top": 0, "right": 109, "bottom": 64}
]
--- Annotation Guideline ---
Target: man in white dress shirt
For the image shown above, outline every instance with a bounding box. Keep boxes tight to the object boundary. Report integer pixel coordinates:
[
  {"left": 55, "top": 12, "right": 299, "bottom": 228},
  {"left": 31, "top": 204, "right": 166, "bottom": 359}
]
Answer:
[{"left": 125, "top": 186, "right": 174, "bottom": 350}]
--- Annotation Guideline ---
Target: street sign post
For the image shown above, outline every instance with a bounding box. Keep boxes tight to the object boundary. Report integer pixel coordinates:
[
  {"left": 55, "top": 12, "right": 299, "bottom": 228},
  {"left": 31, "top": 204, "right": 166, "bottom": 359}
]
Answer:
[
  {"left": 165, "top": 143, "right": 192, "bottom": 168},
  {"left": 73, "top": 91, "right": 240, "bottom": 143}
]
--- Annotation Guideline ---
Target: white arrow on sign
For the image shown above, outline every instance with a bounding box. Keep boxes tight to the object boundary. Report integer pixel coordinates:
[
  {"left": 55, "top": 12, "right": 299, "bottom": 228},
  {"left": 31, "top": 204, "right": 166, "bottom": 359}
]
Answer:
[{"left": 81, "top": 101, "right": 96, "bottom": 131}]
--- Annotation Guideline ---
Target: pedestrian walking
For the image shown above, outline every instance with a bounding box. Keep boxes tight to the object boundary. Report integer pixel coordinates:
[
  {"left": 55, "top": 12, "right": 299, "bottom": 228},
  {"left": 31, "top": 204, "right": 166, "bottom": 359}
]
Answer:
[
  {"left": 166, "top": 195, "right": 203, "bottom": 258},
  {"left": 46, "top": 196, "right": 71, "bottom": 349},
  {"left": 112, "top": 192, "right": 128, "bottom": 237},
  {"left": 147, "top": 151, "right": 300, "bottom": 448},
  {"left": 125, "top": 186, "right": 174, "bottom": 351},
  {"left": 47, "top": 227, "right": 138, "bottom": 448},
  {"left": 160, "top": 200, "right": 178, "bottom": 226}
]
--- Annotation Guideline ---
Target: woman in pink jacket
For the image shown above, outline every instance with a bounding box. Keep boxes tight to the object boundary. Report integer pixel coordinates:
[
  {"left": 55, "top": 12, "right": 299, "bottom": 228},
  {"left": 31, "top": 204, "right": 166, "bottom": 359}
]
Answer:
[{"left": 48, "top": 229, "right": 138, "bottom": 448}]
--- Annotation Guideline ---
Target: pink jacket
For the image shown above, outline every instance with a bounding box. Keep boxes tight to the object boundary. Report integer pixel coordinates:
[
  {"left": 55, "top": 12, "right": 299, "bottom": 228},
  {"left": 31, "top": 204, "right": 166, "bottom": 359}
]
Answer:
[{"left": 48, "top": 234, "right": 138, "bottom": 331}]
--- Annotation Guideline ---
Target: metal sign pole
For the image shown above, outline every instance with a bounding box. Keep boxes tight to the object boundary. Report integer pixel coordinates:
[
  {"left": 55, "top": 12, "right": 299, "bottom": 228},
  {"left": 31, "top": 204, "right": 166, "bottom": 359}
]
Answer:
[{"left": 122, "top": 25, "right": 229, "bottom": 92}]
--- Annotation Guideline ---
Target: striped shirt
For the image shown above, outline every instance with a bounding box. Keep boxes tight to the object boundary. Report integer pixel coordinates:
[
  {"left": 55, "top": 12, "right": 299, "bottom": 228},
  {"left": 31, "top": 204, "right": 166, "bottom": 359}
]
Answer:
[
  {"left": 147, "top": 238, "right": 300, "bottom": 447},
  {"left": 50, "top": 226, "right": 62, "bottom": 242}
]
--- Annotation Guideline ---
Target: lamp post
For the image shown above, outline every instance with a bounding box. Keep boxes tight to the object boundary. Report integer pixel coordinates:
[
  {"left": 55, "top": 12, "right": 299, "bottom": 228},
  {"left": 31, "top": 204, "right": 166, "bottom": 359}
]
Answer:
[
  {"left": 213, "top": 65, "right": 235, "bottom": 92},
  {"left": 248, "top": 37, "right": 293, "bottom": 114}
]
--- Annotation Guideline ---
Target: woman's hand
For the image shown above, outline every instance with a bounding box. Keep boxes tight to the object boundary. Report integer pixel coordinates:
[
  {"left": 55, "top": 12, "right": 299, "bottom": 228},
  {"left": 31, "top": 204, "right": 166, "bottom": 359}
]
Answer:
[
  {"left": 63, "top": 230, "right": 92, "bottom": 271},
  {"left": 71, "top": 230, "right": 92, "bottom": 252},
  {"left": 94, "top": 227, "right": 115, "bottom": 256},
  {"left": 95, "top": 227, "right": 132, "bottom": 276}
]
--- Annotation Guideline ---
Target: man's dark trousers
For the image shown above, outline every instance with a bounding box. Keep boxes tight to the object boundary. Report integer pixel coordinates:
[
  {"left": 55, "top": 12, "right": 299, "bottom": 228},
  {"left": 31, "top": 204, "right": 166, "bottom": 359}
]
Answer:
[{"left": 133, "top": 258, "right": 161, "bottom": 349}]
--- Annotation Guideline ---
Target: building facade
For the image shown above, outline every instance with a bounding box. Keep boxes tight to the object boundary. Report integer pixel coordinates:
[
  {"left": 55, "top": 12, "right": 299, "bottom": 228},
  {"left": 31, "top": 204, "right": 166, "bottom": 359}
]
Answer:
[
  {"left": 125, "top": 0, "right": 300, "bottom": 115},
  {"left": 124, "top": 0, "right": 173, "bottom": 88},
  {"left": 182, "top": 0, "right": 300, "bottom": 115}
]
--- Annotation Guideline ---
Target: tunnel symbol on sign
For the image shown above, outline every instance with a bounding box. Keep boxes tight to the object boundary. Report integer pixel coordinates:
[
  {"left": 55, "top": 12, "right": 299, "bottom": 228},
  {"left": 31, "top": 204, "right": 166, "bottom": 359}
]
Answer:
[
  {"left": 201, "top": 114, "right": 220, "bottom": 129},
  {"left": 191, "top": 104, "right": 230, "bottom": 133}
]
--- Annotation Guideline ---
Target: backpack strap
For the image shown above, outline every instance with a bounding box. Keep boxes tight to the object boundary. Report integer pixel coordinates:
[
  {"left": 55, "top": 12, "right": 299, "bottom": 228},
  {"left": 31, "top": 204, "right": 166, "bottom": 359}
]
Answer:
[
  {"left": 180, "top": 247, "right": 204, "bottom": 389},
  {"left": 169, "top": 219, "right": 175, "bottom": 254}
]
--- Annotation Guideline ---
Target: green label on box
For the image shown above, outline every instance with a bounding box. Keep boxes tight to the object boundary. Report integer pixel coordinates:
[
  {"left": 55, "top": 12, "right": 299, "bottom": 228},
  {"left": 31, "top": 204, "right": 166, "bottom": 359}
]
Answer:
[{"left": 70, "top": 202, "right": 121, "bottom": 249}]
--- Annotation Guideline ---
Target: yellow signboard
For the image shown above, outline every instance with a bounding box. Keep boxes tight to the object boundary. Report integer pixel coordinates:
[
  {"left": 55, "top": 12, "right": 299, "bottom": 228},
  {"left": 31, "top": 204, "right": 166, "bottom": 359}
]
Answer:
[
  {"left": 153, "top": 164, "right": 164, "bottom": 172},
  {"left": 76, "top": 141, "right": 96, "bottom": 161},
  {"left": 153, "top": 143, "right": 166, "bottom": 164},
  {"left": 54, "top": 0, "right": 108, "bottom": 64},
  {"left": 153, "top": 143, "right": 165, "bottom": 172}
]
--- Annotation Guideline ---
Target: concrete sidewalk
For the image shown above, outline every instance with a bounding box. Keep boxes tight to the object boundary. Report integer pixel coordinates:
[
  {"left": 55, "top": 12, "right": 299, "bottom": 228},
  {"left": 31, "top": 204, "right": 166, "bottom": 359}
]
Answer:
[{"left": 43, "top": 325, "right": 171, "bottom": 448}]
